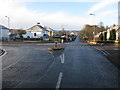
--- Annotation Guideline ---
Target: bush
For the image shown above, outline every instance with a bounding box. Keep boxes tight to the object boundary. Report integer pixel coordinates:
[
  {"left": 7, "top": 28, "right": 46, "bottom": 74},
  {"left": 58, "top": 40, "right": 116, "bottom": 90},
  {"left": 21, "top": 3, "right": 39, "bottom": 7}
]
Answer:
[
  {"left": 99, "top": 33, "right": 103, "bottom": 41},
  {"left": 103, "top": 32, "right": 107, "bottom": 41},
  {"left": 109, "top": 29, "right": 116, "bottom": 40}
]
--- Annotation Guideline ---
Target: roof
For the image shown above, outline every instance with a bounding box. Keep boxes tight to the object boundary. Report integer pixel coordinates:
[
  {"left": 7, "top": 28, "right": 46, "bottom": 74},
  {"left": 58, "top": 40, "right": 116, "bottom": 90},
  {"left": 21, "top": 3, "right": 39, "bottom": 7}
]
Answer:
[
  {"left": 27, "top": 25, "right": 48, "bottom": 32},
  {"left": 0, "top": 25, "right": 9, "bottom": 30},
  {"left": 44, "top": 26, "right": 54, "bottom": 32},
  {"left": 37, "top": 25, "right": 48, "bottom": 31}
]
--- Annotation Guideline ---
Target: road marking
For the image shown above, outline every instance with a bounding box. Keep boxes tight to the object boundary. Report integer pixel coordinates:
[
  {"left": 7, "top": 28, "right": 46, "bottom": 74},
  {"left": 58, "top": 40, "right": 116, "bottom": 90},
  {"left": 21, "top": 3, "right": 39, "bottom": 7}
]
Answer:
[
  {"left": 48, "top": 51, "right": 55, "bottom": 58},
  {"left": 2, "top": 56, "right": 24, "bottom": 71},
  {"left": 102, "top": 49, "right": 110, "bottom": 55},
  {"left": 60, "top": 54, "right": 64, "bottom": 64},
  {"left": 37, "top": 44, "right": 54, "bottom": 45},
  {"left": 3, "top": 62, "right": 17, "bottom": 71},
  {"left": 95, "top": 47, "right": 108, "bottom": 56},
  {"left": 0, "top": 49, "right": 7, "bottom": 57},
  {"left": 100, "top": 50, "right": 108, "bottom": 56},
  {"left": 56, "top": 72, "right": 63, "bottom": 90}
]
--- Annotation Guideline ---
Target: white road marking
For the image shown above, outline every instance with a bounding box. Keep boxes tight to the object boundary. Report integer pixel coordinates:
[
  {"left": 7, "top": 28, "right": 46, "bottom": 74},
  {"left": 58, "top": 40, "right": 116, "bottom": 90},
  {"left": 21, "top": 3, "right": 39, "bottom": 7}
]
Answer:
[
  {"left": 56, "top": 72, "right": 63, "bottom": 90},
  {"left": 102, "top": 49, "right": 110, "bottom": 55},
  {"left": 60, "top": 54, "right": 64, "bottom": 64},
  {"left": 100, "top": 50, "right": 108, "bottom": 56},
  {"left": 48, "top": 51, "right": 55, "bottom": 58},
  {"left": 15, "top": 51, "right": 56, "bottom": 88},
  {"left": 36, "top": 44, "right": 54, "bottom": 45},
  {"left": 95, "top": 47, "right": 108, "bottom": 56},
  {"left": 2, "top": 56, "right": 24, "bottom": 71}
]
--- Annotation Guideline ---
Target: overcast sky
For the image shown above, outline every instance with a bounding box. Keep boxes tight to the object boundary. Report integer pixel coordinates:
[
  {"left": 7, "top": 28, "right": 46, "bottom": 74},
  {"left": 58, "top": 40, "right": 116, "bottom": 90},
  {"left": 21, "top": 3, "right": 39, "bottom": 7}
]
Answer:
[{"left": 0, "top": 0, "right": 118, "bottom": 30}]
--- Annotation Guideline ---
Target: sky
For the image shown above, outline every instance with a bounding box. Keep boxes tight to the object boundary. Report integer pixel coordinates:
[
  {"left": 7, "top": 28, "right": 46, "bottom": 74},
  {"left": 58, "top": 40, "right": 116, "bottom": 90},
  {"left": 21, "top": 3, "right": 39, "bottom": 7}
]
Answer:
[{"left": 0, "top": 0, "right": 119, "bottom": 30}]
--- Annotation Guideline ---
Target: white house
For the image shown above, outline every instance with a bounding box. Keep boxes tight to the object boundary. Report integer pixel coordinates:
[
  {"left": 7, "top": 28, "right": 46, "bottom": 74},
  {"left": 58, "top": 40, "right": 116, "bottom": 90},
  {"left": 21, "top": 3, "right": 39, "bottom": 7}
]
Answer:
[
  {"left": 106, "top": 29, "right": 110, "bottom": 40},
  {"left": 0, "top": 25, "right": 9, "bottom": 41},
  {"left": 23, "top": 24, "right": 49, "bottom": 39},
  {"left": 116, "top": 27, "right": 120, "bottom": 41},
  {"left": 104, "top": 25, "right": 120, "bottom": 41},
  {"left": 44, "top": 27, "right": 54, "bottom": 36}
]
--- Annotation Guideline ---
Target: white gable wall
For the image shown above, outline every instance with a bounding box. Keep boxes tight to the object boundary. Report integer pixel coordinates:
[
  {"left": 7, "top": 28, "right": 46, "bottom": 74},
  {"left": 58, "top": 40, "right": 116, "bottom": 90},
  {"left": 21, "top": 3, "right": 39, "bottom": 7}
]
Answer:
[
  {"left": 23, "top": 25, "right": 49, "bottom": 38},
  {"left": 0, "top": 29, "right": 9, "bottom": 38},
  {"left": 23, "top": 32, "right": 33, "bottom": 38}
]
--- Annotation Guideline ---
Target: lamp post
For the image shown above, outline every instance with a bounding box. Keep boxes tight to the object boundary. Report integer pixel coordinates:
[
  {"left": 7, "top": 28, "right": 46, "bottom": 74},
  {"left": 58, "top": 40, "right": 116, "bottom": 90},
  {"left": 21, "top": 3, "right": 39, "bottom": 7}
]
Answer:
[
  {"left": 5, "top": 16, "right": 10, "bottom": 30},
  {"left": 90, "top": 13, "right": 95, "bottom": 41},
  {"left": 5, "top": 16, "right": 10, "bottom": 41}
]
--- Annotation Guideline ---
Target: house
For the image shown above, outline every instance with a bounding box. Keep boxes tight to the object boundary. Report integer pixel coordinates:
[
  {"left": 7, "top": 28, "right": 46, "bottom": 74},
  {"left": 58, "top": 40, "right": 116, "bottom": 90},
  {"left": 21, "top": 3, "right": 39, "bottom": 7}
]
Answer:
[
  {"left": 0, "top": 25, "right": 9, "bottom": 41},
  {"left": 23, "top": 24, "right": 49, "bottom": 40},
  {"left": 44, "top": 27, "right": 54, "bottom": 37},
  {"left": 111, "top": 25, "right": 119, "bottom": 41},
  {"left": 96, "top": 24, "right": 119, "bottom": 42},
  {"left": 116, "top": 27, "right": 120, "bottom": 41},
  {"left": 106, "top": 29, "right": 110, "bottom": 41},
  {"left": 8, "top": 29, "right": 23, "bottom": 39},
  {"left": 70, "top": 31, "right": 78, "bottom": 36}
]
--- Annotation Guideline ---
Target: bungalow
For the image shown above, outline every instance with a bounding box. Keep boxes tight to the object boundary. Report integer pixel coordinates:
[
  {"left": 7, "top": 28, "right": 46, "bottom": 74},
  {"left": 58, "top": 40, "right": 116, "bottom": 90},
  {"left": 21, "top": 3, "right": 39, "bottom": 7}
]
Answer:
[
  {"left": 95, "top": 24, "right": 119, "bottom": 42},
  {"left": 23, "top": 23, "right": 49, "bottom": 40},
  {"left": 0, "top": 25, "right": 9, "bottom": 41},
  {"left": 44, "top": 27, "right": 54, "bottom": 37},
  {"left": 109, "top": 25, "right": 119, "bottom": 41},
  {"left": 106, "top": 29, "right": 110, "bottom": 41}
]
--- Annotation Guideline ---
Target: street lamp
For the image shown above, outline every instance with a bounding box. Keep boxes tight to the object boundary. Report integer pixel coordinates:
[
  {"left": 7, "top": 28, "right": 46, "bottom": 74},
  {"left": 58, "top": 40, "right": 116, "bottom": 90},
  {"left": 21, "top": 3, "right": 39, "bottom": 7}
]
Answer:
[
  {"left": 5, "top": 16, "right": 10, "bottom": 30},
  {"left": 5, "top": 16, "right": 10, "bottom": 41},
  {"left": 90, "top": 13, "right": 96, "bottom": 41}
]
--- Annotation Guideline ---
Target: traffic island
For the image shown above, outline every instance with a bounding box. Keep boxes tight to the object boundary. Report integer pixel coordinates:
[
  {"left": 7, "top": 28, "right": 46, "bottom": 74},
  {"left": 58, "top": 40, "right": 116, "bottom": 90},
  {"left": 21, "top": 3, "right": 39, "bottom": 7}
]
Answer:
[
  {"left": 48, "top": 41, "right": 64, "bottom": 50},
  {"left": 47, "top": 41, "right": 65, "bottom": 56},
  {"left": 48, "top": 47, "right": 65, "bottom": 57},
  {"left": 48, "top": 47, "right": 64, "bottom": 51}
]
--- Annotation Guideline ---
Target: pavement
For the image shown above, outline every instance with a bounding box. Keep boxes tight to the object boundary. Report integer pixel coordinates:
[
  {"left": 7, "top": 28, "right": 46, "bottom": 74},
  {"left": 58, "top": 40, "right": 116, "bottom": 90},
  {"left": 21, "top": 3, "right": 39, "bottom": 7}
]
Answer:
[{"left": 2, "top": 37, "right": 120, "bottom": 89}]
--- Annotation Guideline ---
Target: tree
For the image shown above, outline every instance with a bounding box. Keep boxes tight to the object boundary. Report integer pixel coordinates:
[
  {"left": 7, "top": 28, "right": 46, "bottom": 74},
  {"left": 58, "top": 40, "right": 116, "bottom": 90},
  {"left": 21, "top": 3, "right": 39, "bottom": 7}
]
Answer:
[
  {"left": 14, "top": 30, "right": 26, "bottom": 36},
  {"left": 13, "top": 30, "right": 26, "bottom": 38},
  {"left": 109, "top": 29, "right": 116, "bottom": 40},
  {"left": 98, "top": 22, "right": 105, "bottom": 32},
  {"left": 78, "top": 24, "right": 101, "bottom": 40},
  {"left": 98, "top": 22, "right": 104, "bottom": 27}
]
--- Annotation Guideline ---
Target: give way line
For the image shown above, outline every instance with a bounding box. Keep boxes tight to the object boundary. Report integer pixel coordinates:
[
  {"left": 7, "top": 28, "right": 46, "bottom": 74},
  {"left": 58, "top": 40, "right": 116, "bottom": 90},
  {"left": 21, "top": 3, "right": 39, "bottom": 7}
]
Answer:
[{"left": 60, "top": 54, "right": 65, "bottom": 64}]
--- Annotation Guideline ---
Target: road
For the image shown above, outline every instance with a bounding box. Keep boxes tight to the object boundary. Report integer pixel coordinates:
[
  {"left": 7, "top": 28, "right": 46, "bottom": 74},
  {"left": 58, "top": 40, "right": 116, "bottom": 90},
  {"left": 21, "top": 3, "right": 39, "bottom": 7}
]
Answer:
[{"left": 2, "top": 37, "right": 120, "bottom": 89}]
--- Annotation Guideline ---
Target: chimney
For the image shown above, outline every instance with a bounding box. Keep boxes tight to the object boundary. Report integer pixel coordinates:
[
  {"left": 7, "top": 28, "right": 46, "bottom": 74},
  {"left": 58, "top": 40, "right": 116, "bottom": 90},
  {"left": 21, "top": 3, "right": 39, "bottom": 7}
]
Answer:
[{"left": 37, "top": 22, "right": 40, "bottom": 25}]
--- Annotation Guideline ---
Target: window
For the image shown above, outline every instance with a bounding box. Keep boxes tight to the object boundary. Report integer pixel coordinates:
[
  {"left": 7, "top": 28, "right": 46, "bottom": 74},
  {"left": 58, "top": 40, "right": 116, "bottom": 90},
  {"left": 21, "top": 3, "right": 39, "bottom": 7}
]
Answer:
[{"left": 34, "top": 33, "right": 36, "bottom": 36}]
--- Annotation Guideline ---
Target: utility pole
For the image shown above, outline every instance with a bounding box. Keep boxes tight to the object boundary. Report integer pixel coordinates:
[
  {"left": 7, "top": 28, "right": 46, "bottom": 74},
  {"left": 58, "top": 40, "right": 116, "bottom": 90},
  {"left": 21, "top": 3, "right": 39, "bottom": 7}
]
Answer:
[
  {"left": 90, "top": 13, "right": 95, "bottom": 41},
  {"left": 5, "top": 16, "right": 10, "bottom": 41},
  {"left": 5, "top": 16, "right": 10, "bottom": 29}
]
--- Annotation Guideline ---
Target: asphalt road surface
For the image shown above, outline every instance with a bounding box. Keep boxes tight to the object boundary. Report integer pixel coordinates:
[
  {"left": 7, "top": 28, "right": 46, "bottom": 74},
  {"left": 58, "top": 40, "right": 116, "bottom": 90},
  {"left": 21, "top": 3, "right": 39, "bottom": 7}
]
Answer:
[{"left": 2, "top": 37, "right": 120, "bottom": 89}]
